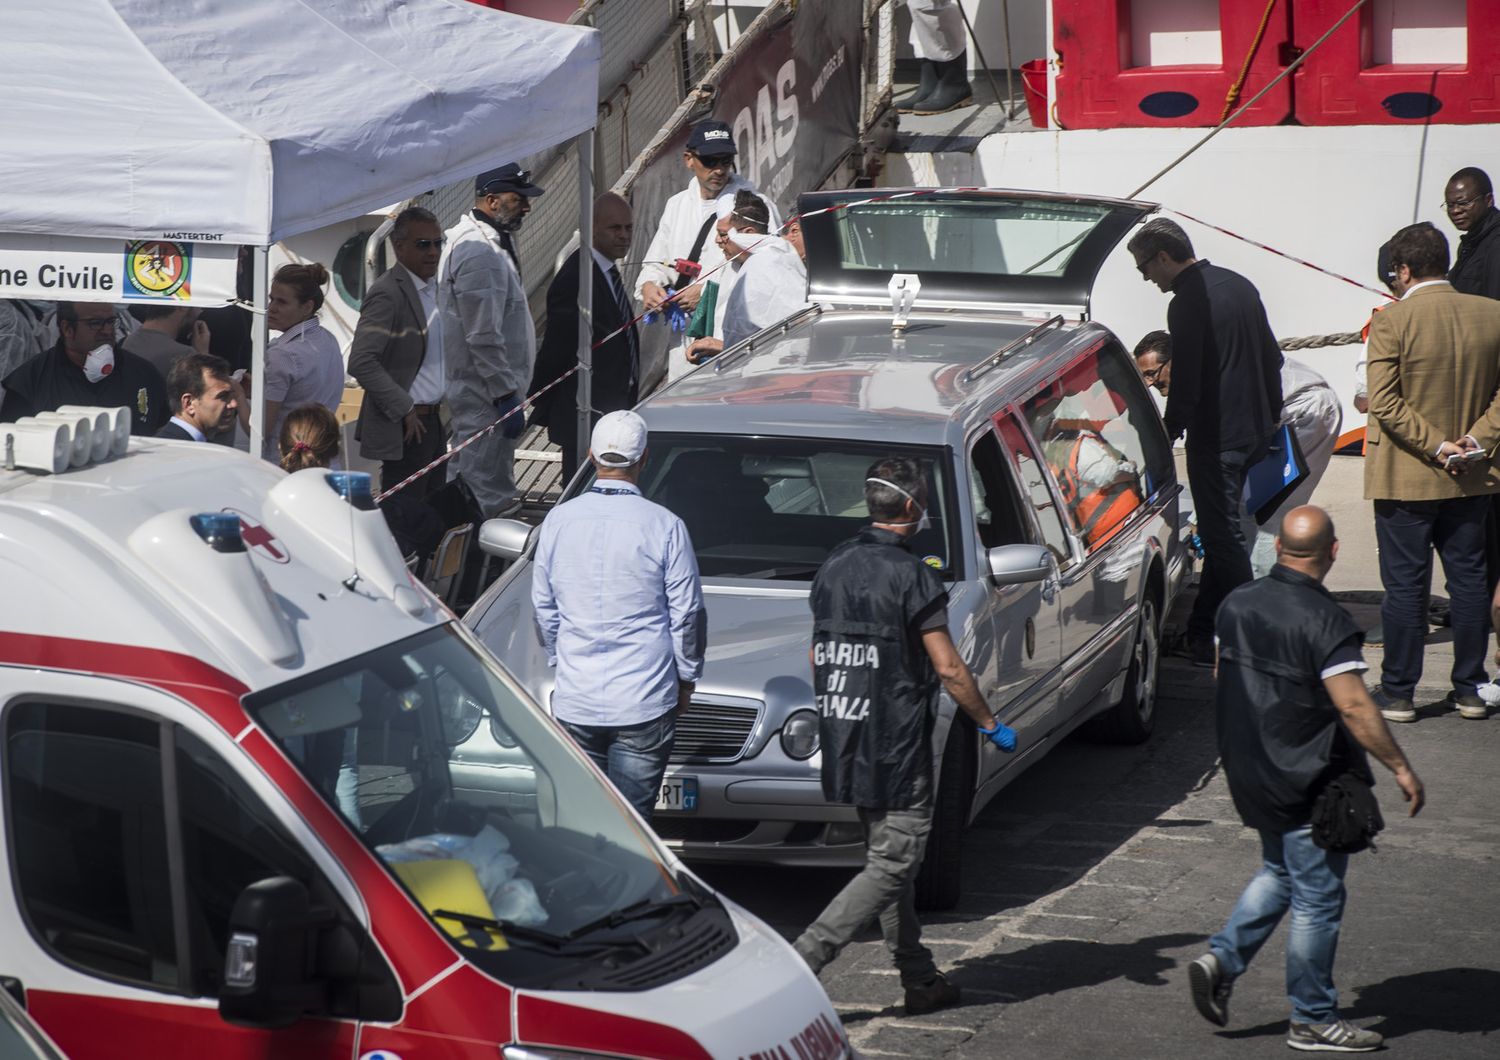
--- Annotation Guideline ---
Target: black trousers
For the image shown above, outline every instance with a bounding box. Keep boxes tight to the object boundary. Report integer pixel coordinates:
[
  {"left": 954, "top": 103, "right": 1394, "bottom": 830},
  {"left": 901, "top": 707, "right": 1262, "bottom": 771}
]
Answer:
[
  {"left": 379, "top": 409, "right": 446, "bottom": 500},
  {"left": 1186, "top": 437, "right": 1267, "bottom": 638},
  {"left": 1374, "top": 495, "right": 1490, "bottom": 700}
]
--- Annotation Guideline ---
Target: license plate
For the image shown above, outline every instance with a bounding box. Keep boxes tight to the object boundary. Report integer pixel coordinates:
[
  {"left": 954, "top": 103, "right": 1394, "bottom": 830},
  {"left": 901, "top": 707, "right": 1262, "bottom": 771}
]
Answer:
[{"left": 655, "top": 775, "right": 698, "bottom": 812}]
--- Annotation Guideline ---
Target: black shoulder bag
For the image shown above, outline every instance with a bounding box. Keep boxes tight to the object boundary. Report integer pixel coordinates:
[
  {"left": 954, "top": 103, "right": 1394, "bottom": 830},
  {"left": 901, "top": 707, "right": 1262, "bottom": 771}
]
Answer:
[
  {"left": 672, "top": 214, "right": 719, "bottom": 290},
  {"left": 1310, "top": 772, "right": 1385, "bottom": 853}
]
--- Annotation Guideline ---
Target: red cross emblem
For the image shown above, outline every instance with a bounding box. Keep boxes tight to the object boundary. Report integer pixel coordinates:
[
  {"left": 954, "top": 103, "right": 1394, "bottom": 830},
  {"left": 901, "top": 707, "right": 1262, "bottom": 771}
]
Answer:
[{"left": 224, "top": 508, "right": 289, "bottom": 564}]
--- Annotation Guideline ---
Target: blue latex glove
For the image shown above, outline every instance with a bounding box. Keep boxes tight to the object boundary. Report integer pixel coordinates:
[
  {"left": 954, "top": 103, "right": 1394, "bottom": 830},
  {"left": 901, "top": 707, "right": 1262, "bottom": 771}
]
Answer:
[
  {"left": 643, "top": 289, "right": 689, "bottom": 332},
  {"left": 1189, "top": 532, "right": 1205, "bottom": 559},
  {"left": 493, "top": 392, "right": 526, "bottom": 440},
  {"left": 980, "top": 720, "right": 1017, "bottom": 753}
]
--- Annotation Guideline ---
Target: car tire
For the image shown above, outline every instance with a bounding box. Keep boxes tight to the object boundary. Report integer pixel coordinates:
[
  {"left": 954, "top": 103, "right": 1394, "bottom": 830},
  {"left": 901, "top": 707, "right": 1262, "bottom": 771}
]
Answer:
[
  {"left": 914, "top": 720, "right": 973, "bottom": 911},
  {"left": 1085, "top": 594, "right": 1159, "bottom": 745}
]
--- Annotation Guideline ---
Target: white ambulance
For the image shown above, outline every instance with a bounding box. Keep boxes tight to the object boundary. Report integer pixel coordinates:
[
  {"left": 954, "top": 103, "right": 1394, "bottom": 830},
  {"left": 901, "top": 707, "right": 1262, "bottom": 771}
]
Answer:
[{"left": 0, "top": 410, "right": 849, "bottom": 1060}]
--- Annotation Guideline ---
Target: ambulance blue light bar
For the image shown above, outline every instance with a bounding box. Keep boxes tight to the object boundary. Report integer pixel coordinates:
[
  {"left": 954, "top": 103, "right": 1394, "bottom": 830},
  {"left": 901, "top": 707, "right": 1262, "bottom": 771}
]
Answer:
[
  {"left": 326, "top": 471, "right": 376, "bottom": 511},
  {"left": 191, "top": 512, "right": 247, "bottom": 553}
]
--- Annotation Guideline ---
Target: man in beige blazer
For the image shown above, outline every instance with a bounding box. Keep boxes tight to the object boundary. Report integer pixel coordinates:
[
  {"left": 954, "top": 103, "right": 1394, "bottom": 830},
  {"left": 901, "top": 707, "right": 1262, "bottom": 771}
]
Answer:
[
  {"left": 1366, "top": 221, "right": 1500, "bottom": 723},
  {"left": 348, "top": 206, "right": 447, "bottom": 497}
]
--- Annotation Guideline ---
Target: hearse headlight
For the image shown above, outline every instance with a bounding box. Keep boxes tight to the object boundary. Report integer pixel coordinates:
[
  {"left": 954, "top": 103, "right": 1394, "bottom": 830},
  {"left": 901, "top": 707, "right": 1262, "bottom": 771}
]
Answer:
[{"left": 781, "top": 710, "right": 820, "bottom": 759}]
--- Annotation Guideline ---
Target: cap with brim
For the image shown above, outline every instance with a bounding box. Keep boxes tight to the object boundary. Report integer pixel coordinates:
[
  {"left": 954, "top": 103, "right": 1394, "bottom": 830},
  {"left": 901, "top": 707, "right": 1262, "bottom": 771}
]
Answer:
[
  {"left": 475, "top": 163, "right": 545, "bottom": 197},
  {"left": 686, "top": 120, "right": 737, "bottom": 158},
  {"left": 591, "top": 410, "right": 648, "bottom": 467}
]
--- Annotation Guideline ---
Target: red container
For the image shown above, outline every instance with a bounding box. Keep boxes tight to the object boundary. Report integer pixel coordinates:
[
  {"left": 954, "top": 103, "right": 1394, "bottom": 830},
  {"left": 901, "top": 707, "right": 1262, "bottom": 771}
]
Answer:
[
  {"left": 1021, "top": 59, "right": 1050, "bottom": 127},
  {"left": 1293, "top": 0, "right": 1500, "bottom": 125},
  {"left": 1053, "top": 0, "right": 1293, "bottom": 129}
]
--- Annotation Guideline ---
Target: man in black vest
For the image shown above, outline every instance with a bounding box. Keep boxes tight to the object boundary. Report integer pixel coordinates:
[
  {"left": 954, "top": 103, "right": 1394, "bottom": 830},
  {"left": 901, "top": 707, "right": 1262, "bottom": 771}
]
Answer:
[
  {"left": 793, "top": 457, "right": 1016, "bottom": 1016},
  {"left": 1188, "top": 505, "right": 1424, "bottom": 1054}
]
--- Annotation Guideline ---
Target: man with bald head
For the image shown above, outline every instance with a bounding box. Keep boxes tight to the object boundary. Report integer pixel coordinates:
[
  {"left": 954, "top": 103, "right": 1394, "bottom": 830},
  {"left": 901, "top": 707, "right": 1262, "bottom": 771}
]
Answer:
[
  {"left": 1186, "top": 505, "right": 1424, "bottom": 1053},
  {"left": 531, "top": 192, "right": 643, "bottom": 481}
]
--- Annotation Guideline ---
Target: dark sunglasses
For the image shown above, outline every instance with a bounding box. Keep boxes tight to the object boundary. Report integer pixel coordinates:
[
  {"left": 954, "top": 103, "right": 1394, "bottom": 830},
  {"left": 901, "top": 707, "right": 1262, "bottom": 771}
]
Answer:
[{"left": 402, "top": 237, "right": 446, "bottom": 250}]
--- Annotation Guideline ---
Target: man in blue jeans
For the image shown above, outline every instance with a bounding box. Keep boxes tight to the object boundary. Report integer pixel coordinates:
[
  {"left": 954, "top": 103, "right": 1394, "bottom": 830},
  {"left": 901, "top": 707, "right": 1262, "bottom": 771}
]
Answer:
[
  {"left": 531, "top": 410, "right": 706, "bottom": 819},
  {"left": 1191, "top": 506, "right": 1424, "bottom": 1052}
]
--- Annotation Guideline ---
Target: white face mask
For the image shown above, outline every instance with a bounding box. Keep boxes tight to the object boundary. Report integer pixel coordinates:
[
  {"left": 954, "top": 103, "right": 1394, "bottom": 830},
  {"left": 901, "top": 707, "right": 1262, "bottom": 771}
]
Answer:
[
  {"left": 867, "top": 476, "right": 931, "bottom": 532},
  {"left": 82, "top": 343, "right": 115, "bottom": 384}
]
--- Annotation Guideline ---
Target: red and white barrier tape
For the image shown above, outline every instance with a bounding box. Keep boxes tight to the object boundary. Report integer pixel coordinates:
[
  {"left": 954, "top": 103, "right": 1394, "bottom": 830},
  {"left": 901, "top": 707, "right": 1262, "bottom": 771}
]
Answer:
[{"left": 378, "top": 187, "right": 1375, "bottom": 502}]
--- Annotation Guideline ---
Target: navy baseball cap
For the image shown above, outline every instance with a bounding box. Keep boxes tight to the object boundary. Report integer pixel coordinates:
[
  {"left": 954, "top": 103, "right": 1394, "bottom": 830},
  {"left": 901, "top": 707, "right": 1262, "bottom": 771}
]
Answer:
[
  {"left": 475, "top": 163, "right": 544, "bottom": 197},
  {"left": 1376, "top": 239, "right": 1398, "bottom": 289},
  {"left": 686, "top": 120, "right": 737, "bottom": 158}
]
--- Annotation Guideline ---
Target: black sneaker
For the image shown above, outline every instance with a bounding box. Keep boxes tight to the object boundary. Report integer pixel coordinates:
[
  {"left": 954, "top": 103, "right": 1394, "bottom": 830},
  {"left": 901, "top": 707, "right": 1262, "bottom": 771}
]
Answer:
[
  {"left": 1188, "top": 952, "right": 1231, "bottom": 1027},
  {"left": 905, "top": 972, "right": 961, "bottom": 1016},
  {"left": 1287, "top": 1018, "right": 1383, "bottom": 1052}
]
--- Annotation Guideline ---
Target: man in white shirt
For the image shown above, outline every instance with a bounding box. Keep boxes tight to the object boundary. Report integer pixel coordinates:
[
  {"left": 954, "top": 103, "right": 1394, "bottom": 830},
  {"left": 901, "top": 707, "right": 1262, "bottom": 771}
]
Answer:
[
  {"left": 155, "top": 352, "right": 238, "bottom": 442},
  {"left": 348, "top": 206, "right": 448, "bottom": 497},
  {"left": 531, "top": 410, "right": 706, "bottom": 821},
  {"left": 440, "top": 168, "right": 540, "bottom": 518},
  {"left": 721, "top": 215, "right": 809, "bottom": 349},
  {"left": 635, "top": 120, "right": 778, "bottom": 383}
]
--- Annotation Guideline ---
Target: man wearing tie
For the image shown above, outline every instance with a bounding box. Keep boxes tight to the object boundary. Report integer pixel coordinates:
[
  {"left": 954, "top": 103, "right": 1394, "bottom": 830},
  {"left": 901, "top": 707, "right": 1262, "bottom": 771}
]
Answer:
[
  {"left": 531, "top": 192, "right": 642, "bottom": 482},
  {"left": 347, "top": 206, "right": 448, "bottom": 497}
]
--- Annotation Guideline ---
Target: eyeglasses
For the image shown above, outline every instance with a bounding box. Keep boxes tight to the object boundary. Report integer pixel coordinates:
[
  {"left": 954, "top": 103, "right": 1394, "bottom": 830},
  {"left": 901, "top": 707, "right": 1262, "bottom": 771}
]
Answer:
[
  {"left": 1442, "top": 196, "right": 1484, "bottom": 212},
  {"left": 1139, "top": 365, "right": 1164, "bottom": 381},
  {"left": 401, "top": 237, "right": 446, "bottom": 250},
  {"left": 690, "top": 154, "right": 734, "bottom": 171},
  {"left": 76, "top": 317, "right": 116, "bottom": 332},
  {"left": 1133, "top": 257, "right": 1153, "bottom": 278}
]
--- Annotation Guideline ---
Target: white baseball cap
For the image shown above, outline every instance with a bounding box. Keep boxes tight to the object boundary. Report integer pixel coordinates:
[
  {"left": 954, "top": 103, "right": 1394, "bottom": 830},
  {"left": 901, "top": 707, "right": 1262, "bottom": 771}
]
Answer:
[{"left": 590, "top": 410, "right": 649, "bottom": 467}]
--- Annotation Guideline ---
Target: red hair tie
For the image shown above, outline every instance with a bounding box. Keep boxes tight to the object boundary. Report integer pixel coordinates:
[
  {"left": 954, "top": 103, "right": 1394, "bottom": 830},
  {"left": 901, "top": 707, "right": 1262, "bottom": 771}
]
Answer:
[{"left": 293, "top": 441, "right": 311, "bottom": 452}]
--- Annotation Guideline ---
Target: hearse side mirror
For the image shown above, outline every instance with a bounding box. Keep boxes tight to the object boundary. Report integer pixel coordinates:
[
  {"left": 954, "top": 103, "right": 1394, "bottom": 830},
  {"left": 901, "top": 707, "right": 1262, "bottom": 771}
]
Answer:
[
  {"left": 219, "top": 876, "right": 330, "bottom": 1029},
  {"left": 478, "top": 518, "right": 535, "bottom": 561},
  {"left": 986, "top": 544, "right": 1053, "bottom": 585}
]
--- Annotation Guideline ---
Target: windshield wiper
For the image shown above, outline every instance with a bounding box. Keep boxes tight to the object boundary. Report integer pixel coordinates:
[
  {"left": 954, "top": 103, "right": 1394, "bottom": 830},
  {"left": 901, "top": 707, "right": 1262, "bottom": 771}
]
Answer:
[
  {"left": 430, "top": 908, "right": 609, "bottom": 952},
  {"left": 739, "top": 565, "right": 822, "bottom": 580},
  {"left": 563, "top": 892, "right": 704, "bottom": 941}
]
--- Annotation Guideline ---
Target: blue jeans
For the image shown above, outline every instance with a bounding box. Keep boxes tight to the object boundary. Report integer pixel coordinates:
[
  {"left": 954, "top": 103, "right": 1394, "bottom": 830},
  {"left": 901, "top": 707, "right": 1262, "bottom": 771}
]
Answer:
[
  {"left": 1209, "top": 826, "right": 1349, "bottom": 1025},
  {"left": 559, "top": 710, "right": 677, "bottom": 821},
  {"left": 1374, "top": 496, "right": 1490, "bottom": 700}
]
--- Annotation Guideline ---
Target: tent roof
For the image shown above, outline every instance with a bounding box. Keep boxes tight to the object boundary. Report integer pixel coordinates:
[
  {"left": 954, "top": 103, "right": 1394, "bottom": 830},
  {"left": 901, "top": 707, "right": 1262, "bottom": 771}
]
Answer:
[{"left": 0, "top": 0, "right": 599, "bottom": 245}]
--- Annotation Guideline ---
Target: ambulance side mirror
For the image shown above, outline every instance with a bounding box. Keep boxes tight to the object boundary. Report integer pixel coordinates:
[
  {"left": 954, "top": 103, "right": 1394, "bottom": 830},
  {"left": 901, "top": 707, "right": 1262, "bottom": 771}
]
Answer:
[
  {"left": 986, "top": 544, "right": 1053, "bottom": 586},
  {"left": 218, "top": 876, "right": 330, "bottom": 1029},
  {"left": 478, "top": 517, "right": 535, "bottom": 561}
]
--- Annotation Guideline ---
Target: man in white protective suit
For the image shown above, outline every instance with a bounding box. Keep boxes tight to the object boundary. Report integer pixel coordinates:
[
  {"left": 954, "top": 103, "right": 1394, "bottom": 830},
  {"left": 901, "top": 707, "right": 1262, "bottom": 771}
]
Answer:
[
  {"left": 1133, "top": 331, "right": 1342, "bottom": 579},
  {"left": 439, "top": 166, "right": 541, "bottom": 518},
  {"left": 635, "top": 120, "right": 778, "bottom": 383},
  {"left": 721, "top": 215, "right": 809, "bottom": 350}
]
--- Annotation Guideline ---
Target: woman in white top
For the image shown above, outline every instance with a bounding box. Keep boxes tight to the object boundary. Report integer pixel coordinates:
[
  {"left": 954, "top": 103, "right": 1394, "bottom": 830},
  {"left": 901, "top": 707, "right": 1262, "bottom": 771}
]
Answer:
[{"left": 261, "top": 262, "right": 345, "bottom": 460}]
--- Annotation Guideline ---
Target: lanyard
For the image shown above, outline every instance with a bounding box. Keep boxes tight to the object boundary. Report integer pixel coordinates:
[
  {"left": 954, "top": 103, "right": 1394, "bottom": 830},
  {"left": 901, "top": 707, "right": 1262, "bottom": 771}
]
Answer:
[{"left": 589, "top": 486, "right": 637, "bottom": 496}]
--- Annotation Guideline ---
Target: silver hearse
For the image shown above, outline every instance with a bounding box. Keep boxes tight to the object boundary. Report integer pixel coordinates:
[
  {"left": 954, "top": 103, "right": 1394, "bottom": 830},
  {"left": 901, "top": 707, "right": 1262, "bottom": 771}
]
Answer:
[{"left": 465, "top": 189, "right": 1187, "bottom": 908}]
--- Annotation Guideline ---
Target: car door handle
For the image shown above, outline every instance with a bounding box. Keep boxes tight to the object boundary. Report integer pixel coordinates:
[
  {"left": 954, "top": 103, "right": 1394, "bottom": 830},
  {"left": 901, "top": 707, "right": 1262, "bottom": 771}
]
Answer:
[{"left": 1040, "top": 576, "right": 1058, "bottom": 604}]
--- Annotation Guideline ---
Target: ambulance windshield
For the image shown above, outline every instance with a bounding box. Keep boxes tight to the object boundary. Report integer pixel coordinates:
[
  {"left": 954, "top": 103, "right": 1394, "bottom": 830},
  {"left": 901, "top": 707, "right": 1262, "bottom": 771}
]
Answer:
[{"left": 247, "top": 623, "right": 732, "bottom": 988}]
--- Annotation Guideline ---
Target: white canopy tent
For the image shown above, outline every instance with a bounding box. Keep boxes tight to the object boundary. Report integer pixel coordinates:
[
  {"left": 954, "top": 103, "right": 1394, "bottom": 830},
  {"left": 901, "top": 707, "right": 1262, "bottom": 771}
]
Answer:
[{"left": 1, "top": 0, "right": 600, "bottom": 456}]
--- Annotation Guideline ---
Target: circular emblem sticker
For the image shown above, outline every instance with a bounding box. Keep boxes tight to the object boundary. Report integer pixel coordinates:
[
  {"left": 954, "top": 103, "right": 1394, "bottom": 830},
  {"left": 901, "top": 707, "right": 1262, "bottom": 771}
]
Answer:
[
  {"left": 125, "top": 240, "right": 190, "bottom": 298},
  {"left": 224, "top": 507, "right": 290, "bottom": 564},
  {"left": 922, "top": 555, "right": 945, "bottom": 570}
]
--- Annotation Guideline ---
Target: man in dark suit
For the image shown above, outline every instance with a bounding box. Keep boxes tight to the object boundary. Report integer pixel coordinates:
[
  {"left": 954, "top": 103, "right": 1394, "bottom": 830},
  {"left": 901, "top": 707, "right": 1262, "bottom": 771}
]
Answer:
[
  {"left": 348, "top": 206, "right": 448, "bottom": 497},
  {"left": 1128, "top": 218, "right": 1283, "bottom": 667},
  {"left": 531, "top": 192, "right": 641, "bottom": 482},
  {"left": 156, "top": 352, "right": 237, "bottom": 441}
]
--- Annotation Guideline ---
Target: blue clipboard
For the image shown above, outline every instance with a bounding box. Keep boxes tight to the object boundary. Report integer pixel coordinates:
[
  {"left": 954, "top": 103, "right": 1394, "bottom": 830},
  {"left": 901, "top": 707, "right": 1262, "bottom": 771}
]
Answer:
[{"left": 1244, "top": 423, "right": 1309, "bottom": 526}]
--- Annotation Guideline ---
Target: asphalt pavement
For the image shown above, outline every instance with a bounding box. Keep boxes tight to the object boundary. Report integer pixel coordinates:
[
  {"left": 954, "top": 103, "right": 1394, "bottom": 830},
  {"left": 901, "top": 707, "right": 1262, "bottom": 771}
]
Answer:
[{"left": 698, "top": 456, "right": 1500, "bottom": 1058}]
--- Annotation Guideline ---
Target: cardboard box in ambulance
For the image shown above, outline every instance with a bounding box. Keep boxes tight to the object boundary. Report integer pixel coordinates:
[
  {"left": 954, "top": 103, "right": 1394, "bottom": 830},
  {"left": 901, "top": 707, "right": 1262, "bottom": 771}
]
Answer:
[{"left": 0, "top": 422, "right": 850, "bottom": 1060}]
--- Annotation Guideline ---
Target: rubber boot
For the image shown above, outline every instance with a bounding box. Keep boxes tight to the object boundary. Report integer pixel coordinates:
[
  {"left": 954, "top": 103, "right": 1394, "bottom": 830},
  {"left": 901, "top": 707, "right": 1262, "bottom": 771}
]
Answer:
[
  {"left": 896, "top": 59, "right": 939, "bottom": 113},
  {"left": 913, "top": 53, "right": 974, "bottom": 115}
]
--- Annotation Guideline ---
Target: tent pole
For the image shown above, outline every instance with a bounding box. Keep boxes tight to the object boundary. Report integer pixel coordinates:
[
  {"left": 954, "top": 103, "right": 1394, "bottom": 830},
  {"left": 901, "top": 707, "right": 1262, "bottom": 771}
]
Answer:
[
  {"left": 574, "top": 132, "right": 595, "bottom": 468},
  {"left": 249, "top": 245, "right": 270, "bottom": 459}
]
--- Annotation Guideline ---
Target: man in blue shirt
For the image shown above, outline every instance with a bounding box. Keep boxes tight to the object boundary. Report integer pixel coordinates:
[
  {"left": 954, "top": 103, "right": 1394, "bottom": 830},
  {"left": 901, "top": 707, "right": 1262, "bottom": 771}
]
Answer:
[{"left": 531, "top": 410, "right": 706, "bottom": 820}]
